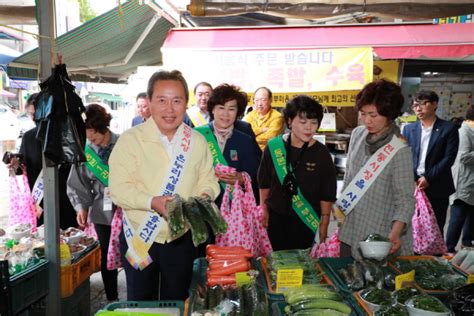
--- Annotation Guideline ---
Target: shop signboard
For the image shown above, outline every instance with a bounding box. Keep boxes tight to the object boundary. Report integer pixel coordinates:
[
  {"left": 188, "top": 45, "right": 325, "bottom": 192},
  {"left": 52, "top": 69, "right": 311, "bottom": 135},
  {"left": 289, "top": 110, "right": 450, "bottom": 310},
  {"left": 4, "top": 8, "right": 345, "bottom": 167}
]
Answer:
[
  {"left": 164, "top": 47, "right": 373, "bottom": 93},
  {"left": 434, "top": 15, "right": 472, "bottom": 24}
]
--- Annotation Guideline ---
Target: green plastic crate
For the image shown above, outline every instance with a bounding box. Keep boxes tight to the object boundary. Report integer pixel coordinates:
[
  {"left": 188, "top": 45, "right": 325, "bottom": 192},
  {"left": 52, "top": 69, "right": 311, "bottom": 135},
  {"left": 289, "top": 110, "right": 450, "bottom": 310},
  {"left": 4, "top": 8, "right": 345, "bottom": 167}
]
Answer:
[
  {"left": 9, "top": 259, "right": 49, "bottom": 315},
  {"left": 99, "top": 301, "right": 184, "bottom": 316}
]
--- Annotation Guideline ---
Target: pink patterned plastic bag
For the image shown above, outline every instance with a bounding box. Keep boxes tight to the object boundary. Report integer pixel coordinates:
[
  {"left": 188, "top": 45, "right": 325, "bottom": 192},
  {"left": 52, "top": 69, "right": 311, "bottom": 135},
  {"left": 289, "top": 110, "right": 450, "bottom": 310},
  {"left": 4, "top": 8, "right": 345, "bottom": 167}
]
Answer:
[
  {"left": 215, "top": 170, "right": 272, "bottom": 257},
  {"left": 107, "top": 207, "right": 123, "bottom": 270},
  {"left": 412, "top": 188, "right": 447, "bottom": 255},
  {"left": 310, "top": 228, "right": 340, "bottom": 258},
  {"left": 83, "top": 222, "right": 98, "bottom": 239},
  {"left": 8, "top": 172, "right": 37, "bottom": 231}
]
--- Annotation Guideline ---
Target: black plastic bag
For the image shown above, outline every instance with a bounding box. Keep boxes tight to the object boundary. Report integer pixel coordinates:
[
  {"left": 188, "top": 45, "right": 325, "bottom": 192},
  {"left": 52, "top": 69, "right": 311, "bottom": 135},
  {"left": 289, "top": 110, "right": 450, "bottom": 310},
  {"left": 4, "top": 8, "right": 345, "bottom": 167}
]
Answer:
[{"left": 36, "top": 64, "right": 86, "bottom": 166}]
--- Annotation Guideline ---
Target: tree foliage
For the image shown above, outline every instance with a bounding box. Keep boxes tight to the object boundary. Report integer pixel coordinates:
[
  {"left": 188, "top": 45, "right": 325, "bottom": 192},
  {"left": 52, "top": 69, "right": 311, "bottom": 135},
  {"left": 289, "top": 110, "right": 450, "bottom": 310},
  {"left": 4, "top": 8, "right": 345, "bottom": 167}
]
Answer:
[{"left": 78, "top": 0, "right": 96, "bottom": 22}]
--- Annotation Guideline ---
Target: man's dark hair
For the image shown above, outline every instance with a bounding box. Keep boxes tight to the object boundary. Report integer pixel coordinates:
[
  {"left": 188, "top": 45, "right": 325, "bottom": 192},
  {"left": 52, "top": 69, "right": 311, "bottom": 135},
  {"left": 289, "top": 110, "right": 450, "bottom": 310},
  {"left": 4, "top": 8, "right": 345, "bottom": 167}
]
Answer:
[
  {"left": 415, "top": 90, "right": 439, "bottom": 104},
  {"left": 283, "top": 95, "right": 324, "bottom": 127},
  {"left": 207, "top": 84, "right": 247, "bottom": 120},
  {"left": 194, "top": 82, "right": 212, "bottom": 94},
  {"left": 147, "top": 70, "right": 189, "bottom": 102},
  {"left": 85, "top": 103, "right": 112, "bottom": 134},
  {"left": 355, "top": 79, "right": 404, "bottom": 121},
  {"left": 136, "top": 92, "right": 147, "bottom": 101},
  {"left": 466, "top": 104, "right": 474, "bottom": 120},
  {"left": 254, "top": 86, "right": 272, "bottom": 100}
]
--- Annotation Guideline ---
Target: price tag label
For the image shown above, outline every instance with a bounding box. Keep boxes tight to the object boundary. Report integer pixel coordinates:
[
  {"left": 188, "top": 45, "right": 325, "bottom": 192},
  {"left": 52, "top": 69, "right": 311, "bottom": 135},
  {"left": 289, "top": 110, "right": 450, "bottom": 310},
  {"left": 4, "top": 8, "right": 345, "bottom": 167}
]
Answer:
[
  {"left": 276, "top": 269, "right": 303, "bottom": 293},
  {"left": 467, "top": 274, "right": 474, "bottom": 284},
  {"left": 395, "top": 269, "right": 415, "bottom": 290},
  {"left": 235, "top": 272, "right": 252, "bottom": 286}
]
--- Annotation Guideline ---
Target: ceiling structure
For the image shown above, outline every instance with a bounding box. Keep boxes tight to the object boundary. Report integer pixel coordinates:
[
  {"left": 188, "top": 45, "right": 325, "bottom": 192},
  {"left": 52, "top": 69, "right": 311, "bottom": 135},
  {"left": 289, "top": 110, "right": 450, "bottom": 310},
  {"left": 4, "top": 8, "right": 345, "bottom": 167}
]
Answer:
[{"left": 3, "top": 0, "right": 474, "bottom": 81}]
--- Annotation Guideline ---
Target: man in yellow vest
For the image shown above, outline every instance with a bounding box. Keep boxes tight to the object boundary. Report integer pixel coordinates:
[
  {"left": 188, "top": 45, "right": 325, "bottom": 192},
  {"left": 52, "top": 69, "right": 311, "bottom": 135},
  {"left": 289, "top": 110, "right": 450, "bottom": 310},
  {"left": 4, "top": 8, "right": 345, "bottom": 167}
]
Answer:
[{"left": 244, "top": 86, "right": 285, "bottom": 150}]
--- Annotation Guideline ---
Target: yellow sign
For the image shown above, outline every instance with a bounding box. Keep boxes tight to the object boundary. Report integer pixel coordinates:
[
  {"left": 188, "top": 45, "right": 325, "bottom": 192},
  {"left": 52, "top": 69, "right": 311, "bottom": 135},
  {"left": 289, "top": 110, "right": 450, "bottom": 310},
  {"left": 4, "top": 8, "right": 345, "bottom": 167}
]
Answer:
[
  {"left": 467, "top": 274, "right": 474, "bottom": 285},
  {"left": 373, "top": 60, "right": 401, "bottom": 84},
  {"left": 165, "top": 47, "right": 373, "bottom": 93},
  {"left": 235, "top": 272, "right": 253, "bottom": 286},
  {"left": 186, "top": 59, "right": 400, "bottom": 108},
  {"left": 395, "top": 270, "right": 415, "bottom": 290},
  {"left": 276, "top": 268, "right": 304, "bottom": 292}
]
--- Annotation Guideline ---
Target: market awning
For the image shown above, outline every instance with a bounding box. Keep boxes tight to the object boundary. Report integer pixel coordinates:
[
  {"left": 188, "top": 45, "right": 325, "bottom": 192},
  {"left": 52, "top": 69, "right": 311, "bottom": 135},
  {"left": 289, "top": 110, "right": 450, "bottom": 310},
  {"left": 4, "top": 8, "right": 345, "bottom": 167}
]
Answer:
[
  {"left": 162, "top": 23, "right": 474, "bottom": 60},
  {"left": 7, "top": 1, "right": 175, "bottom": 83}
]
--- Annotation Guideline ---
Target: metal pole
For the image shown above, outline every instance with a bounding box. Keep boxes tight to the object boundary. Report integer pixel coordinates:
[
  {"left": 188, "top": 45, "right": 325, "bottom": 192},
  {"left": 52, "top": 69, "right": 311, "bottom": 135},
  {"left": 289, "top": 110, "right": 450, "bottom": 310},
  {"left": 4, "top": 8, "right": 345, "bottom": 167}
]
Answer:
[{"left": 37, "top": 0, "right": 60, "bottom": 315}]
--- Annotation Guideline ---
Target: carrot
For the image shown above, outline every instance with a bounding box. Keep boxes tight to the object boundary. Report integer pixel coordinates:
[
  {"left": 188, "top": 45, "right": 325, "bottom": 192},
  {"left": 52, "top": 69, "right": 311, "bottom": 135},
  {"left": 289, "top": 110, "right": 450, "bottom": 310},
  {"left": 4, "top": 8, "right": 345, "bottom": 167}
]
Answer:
[
  {"left": 207, "top": 259, "right": 250, "bottom": 276},
  {"left": 207, "top": 274, "right": 236, "bottom": 287},
  {"left": 207, "top": 251, "right": 253, "bottom": 260},
  {"left": 208, "top": 258, "right": 248, "bottom": 271},
  {"left": 206, "top": 244, "right": 248, "bottom": 255}
]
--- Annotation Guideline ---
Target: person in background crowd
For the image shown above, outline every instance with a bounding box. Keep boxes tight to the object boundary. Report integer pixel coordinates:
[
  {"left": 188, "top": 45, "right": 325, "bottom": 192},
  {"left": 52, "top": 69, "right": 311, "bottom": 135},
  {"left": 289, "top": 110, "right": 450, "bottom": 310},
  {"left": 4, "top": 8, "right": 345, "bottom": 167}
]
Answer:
[
  {"left": 339, "top": 79, "right": 415, "bottom": 259},
  {"left": 450, "top": 116, "right": 464, "bottom": 129},
  {"left": 446, "top": 105, "right": 474, "bottom": 252},
  {"left": 7, "top": 93, "right": 77, "bottom": 229},
  {"left": 67, "top": 104, "right": 119, "bottom": 301},
  {"left": 258, "top": 95, "right": 337, "bottom": 250},
  {"left": 18, "top": 93, "right": 38, "bottom": 136},
  {"left": 109, "top": 70, "right": 219, "bottom": 301},
  {"left": 131, "top": 92, "right": 151, "bottom": 127},
  {"left": 184, "top": 82, "right": 213, "bottom": 128},
  {"left": 25, "top": 93, "right": 37, "bottom": 120},
  {"left": 402, "top": 91, "right": 459, "bottom": 235},
  {"left": 244, "top": 86, "right": 285, "bottom": 150},
  {"left": 196, "top": 83, "right": 262, "bottom": 206}
]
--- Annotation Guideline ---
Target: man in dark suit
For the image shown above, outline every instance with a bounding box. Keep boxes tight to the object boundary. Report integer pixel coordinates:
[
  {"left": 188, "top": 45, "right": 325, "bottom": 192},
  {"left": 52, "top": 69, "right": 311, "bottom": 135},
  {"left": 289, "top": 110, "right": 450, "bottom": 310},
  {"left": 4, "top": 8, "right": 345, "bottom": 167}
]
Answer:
[
  {"left": 131, "top": 92, "right": 150, "bottom": 127},
  {"left": 402, "top": 90, "right": 459, "bottom": 235}
]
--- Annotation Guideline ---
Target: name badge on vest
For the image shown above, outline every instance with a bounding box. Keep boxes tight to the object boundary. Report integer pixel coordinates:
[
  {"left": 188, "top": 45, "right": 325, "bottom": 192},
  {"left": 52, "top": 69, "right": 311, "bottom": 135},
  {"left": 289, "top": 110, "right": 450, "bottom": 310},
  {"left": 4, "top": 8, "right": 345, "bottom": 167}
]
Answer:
[{"left": 103, "top": 187, "right": 113, "bottom": 211}]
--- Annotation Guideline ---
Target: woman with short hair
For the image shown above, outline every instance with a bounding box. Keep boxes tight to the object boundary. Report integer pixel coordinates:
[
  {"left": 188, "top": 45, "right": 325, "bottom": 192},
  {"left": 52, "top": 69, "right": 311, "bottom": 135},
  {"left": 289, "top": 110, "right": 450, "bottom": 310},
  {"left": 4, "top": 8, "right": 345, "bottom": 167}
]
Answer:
[
  {"left": 258, "top": 95, "right": 337, "bottom": 250},
  {"left": 338, "top": 79, "right": 415, "bottom": 259},
  {"left": 67, "top": 103, "right": 119, "bottom": 301}
]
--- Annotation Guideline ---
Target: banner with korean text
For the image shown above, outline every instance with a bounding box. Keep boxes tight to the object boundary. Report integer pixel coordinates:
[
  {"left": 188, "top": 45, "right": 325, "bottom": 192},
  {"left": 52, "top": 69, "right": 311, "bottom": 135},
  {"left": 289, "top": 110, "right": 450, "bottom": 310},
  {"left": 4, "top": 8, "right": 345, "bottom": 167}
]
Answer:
[{"left": 164, "top": 47, "right": 373, "bottom": 93}]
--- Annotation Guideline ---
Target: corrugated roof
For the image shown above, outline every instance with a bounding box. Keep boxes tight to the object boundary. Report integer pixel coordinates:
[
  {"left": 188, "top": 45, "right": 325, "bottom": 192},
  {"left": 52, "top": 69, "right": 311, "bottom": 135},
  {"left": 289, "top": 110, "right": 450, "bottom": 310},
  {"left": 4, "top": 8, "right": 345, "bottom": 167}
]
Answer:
[{"left": 7, "top": 1, "right": 174, "bottom": 83}]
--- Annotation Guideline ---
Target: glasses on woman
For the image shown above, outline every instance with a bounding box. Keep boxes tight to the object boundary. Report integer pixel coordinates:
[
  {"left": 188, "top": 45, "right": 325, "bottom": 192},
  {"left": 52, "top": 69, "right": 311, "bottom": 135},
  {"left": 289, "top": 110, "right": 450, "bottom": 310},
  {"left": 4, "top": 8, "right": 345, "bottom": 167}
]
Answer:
[{"left": 411, "top": 100, "right": 431, "bottom": 109}]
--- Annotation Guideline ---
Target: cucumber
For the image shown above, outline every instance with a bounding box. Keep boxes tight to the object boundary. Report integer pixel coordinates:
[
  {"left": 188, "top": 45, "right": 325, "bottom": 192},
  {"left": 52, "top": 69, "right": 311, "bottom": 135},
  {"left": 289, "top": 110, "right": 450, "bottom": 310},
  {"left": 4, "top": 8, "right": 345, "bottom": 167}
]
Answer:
[
  {"left": 193, "top": 196, "right": 228, "bottom": 234},
  {"left": 290, "top": 299, "right": 352, "bottom": 314},
  {"left": 183, "top": 199, "right": 209, "bottom": 246},
  {"left": 294, "top": 309, "right": 350, "bottom": 316},
  {"left": 166, "top": 194, "right": 186, "bottom": 236},
  {"left": 287, "top": 289, "right": 342, "bottom": 305}
]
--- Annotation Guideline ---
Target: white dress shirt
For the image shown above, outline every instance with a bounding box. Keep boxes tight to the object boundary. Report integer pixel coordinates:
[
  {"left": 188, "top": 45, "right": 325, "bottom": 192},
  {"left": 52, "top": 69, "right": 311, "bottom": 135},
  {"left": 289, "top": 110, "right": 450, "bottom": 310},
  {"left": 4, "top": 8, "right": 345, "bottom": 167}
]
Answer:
[{"left": 416, "top": 121, "right": 435, "bottom": 176}]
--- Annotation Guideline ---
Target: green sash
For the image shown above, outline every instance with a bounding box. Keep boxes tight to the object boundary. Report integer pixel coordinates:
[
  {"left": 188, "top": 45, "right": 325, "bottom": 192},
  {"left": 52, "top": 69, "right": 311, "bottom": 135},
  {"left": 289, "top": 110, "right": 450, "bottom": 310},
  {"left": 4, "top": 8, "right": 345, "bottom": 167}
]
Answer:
[
  {"left": 195, "top": 125, "right": 228, "bottom": 191},
  {"left": 267, "top": 136, "right": 320, "bottom": 233},
  {"left": 85, "top": 145, "right": 109, "bottom": 186}
]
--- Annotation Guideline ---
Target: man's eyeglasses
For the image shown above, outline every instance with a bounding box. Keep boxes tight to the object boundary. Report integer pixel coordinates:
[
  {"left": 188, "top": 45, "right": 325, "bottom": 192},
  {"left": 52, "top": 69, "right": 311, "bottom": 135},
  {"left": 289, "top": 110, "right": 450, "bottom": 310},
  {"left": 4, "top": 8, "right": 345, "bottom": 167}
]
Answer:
[{"left": 412, "top": 100, "right": 431, "bottom": 109}]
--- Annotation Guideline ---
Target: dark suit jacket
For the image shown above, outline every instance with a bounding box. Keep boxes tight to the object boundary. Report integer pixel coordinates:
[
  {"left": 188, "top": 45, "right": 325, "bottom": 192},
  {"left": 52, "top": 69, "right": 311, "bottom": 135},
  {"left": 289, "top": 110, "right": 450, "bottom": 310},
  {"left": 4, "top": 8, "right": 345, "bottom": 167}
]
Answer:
[
  {"left": 19, "top": 127, "right": 78, "bottom": 229},
  {"left": 402, "top": 118, "right": 459, "bottom": 197},
  {"left": 208, "top": 122, "right": 262, "bottom": 206},
  {"left": 131, "top": 116, "right": 145, "bottom": 127}
]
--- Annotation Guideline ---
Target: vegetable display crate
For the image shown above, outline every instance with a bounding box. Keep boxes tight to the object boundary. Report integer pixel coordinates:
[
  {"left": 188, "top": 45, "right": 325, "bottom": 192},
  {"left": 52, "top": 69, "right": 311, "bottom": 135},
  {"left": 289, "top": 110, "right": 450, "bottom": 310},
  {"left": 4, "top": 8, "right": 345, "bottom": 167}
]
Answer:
[
  {"left": 8, "top": 259, "right": 49, "bottom": 315},
  {"left": 389, "top": 255, "right": 467, "bottom": 300},
  {"left": 97, "top": 301, "right": 184, "bottom": 316},
  {"left": 254, "top": 257, "right": 285, "bottom": 303},
  {"left": 317, "top": 257, "right": 355, "bottom": 291},
  {"left": 188, "top": 257, "right": 267, "bottom": 315},
  {"left": 271, "top": 293, "right": 364, "bottom": 316},
  {"left": 61, "top": 244, "right": 100, "bottom": 297},
  {"left": 28, "top": 278, "right": 90, "bottom": 316},
  {"left": 317, "top": 257, "right": 384, "bottom": 316}
]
